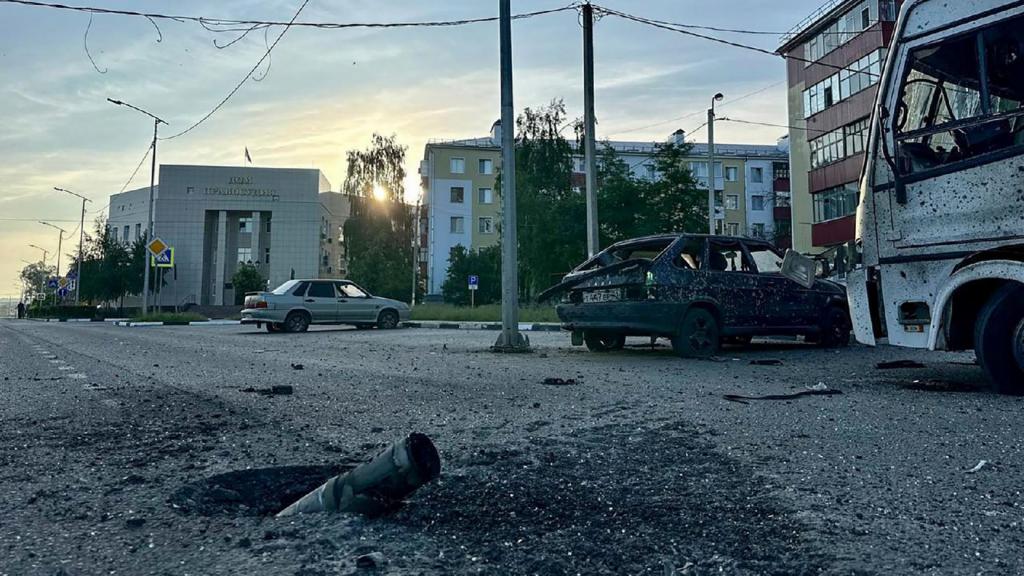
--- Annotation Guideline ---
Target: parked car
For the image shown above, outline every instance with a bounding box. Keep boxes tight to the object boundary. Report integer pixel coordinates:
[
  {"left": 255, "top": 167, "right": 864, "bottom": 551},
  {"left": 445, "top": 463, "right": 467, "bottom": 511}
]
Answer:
[
  {"left": 539, "top": 234, "right": 850, "bottom": 357},
  {"left": 241, "top": 279, "right": 410, "bottom": 333}
]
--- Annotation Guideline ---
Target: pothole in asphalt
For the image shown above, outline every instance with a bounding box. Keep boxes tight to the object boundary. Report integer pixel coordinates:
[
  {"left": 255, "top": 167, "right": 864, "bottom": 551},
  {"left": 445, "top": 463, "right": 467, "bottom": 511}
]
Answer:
[{"left": 170, "top": 464, "right": 353, "bottom": 517}]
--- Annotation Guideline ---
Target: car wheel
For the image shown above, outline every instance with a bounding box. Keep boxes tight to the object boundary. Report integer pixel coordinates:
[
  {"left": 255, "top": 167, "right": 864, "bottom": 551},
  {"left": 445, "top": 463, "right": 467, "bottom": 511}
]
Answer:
[
  {"left": 584, "top": 332, "right": 625, "bottom": 352},
  {"left": 818, "top": 307, "right": 851, "bottom": 348},
  {"left": 975, "top": 283, "right": 1024, "bottom": 395},
  {"left": 672, "top": 308, "right": 720, "bottom": 358},
  {"left": 285, "top": 312, "right": 310, "bottom": 333},
  {"left": 266, "top": 323, "right": 281, "bottom": 333},
  {"left": 377, "top": 309, "right": 400, "bottom": 330}
]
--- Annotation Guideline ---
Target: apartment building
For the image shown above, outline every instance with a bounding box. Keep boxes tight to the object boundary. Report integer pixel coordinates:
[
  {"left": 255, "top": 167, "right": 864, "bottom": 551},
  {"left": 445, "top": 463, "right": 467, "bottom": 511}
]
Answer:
[
  {"left": 777, "top": 0, "right": 901, "bottom": 272},
  {"left": 420, "top": 123, "right": 791, "bottom": 298}
]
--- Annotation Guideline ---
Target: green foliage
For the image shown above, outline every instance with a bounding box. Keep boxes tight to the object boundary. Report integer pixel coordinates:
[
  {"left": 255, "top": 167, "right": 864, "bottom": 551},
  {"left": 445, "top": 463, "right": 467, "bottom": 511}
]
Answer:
[
  {"left": 231, "top": 263, "right": 266, "bottom": 305},
  {"left": 342, "top": 134, "right": 415, "bottom": 303},
  {"left": 19, "top": 262, "right": 56, "bottom": 303},
  {"left": 410, "top": 304, "right": 558, "bottom": 323},
  {"left": 441, "top": 245, "right": 501, "bottom": 305},
  {"left": 26, "top": 305, "right": 96, "bottom": 319}
]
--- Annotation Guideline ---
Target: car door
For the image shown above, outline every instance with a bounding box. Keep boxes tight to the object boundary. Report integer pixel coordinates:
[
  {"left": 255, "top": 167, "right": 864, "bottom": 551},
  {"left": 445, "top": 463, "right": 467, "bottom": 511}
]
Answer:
[
  {"left": 703, "top": 239, "right": 761, "bottom": 328},
  {"left": 746, "top": 243, "right": 815, "bottom": 328},
  {"left": 335, "top": 282, "right": 378, "bottom": 323},
  {"left": 303, "top": 281, "right": 339, "bottom": 323}
]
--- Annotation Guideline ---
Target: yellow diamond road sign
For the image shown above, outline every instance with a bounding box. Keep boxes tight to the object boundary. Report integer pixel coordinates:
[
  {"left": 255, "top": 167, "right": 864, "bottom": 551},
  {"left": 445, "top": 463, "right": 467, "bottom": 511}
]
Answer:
[
  {"left": 58, "top": 277, "right": 68, "bottom": 289},
  {"left": 146, "top": 237, "right": 168, "bottom": 256}
]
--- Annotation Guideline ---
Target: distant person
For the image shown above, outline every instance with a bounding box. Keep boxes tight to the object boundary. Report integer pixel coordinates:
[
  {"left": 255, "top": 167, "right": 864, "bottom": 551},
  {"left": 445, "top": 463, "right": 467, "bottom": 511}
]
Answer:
[{"left": 17, "top": 301, "right": 26, "bottom": 319}]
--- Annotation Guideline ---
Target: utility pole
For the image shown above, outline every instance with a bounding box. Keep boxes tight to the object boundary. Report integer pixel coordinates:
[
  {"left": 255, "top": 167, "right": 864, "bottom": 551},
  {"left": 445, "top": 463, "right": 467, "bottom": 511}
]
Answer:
[
  {"left": 411, "top": 198, "right": 420, "bottom": 307},
  {"left": 54, "top": 187, "right": 92, "bottom": 304},
  {"left": 582, "top": 2, "right": 599, "bottom": 257},
  {"left": 492, "top": 0, "right": 530, "bottom": 353},
  {"left": 109, "top": 98, "right": 167, "bottom": 315},
  {"left": 39, "top": 221, "right": 66, "bottom": 305},
  {"left": 707, "top": 93, "right": 723, "bottom": 235}
]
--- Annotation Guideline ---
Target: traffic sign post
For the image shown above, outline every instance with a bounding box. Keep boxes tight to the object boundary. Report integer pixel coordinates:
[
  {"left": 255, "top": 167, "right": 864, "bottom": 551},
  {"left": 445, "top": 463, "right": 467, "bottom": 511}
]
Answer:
[
  {"left": 468, "top": 275, "right": 479, "bottom": 308},
  {"left": 151, "top": 247, "right": 174, "bottom": 268}
]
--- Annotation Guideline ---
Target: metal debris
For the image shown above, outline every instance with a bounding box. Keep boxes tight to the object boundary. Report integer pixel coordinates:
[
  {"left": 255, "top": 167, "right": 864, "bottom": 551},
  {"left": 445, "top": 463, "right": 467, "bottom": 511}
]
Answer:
[
  {"left": 749, "top": 359, "right": 784, "bottom": 366},
  {"left": 542, "top": 377, "right": 578, "bottom": 386},
  {"left": 276, "top": 433, "right": 441, "bottom": 517},
  {"left": 241, "top": 385, "right": 293, "bottom": 396},
  {"left": 723, "top": 384, "right": 842, "bottom": 404},
  {"left": 876, "top": 360, "right": 926, "bottom": 369},
  {"left": 967, "top": 460, "right": 989, "bottom": 474}
]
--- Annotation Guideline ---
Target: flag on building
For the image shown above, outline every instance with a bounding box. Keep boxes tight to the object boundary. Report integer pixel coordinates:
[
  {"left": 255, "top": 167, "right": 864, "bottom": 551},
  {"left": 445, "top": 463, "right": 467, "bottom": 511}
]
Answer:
[{"left": 245, "top": 147, "right": 252, "bottom": 165}]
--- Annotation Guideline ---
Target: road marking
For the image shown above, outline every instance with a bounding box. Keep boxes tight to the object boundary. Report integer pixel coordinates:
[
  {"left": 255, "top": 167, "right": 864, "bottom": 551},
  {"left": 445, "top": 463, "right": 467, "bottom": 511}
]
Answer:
[
  {"left": 58, "top": 366, "right": 75, "bottom": 371},
  {"left": 67, "top": 374, "right": 87, "bottom": 380},
  {"left": 49, "top": 359, "right": 63, "bottom": 364}
]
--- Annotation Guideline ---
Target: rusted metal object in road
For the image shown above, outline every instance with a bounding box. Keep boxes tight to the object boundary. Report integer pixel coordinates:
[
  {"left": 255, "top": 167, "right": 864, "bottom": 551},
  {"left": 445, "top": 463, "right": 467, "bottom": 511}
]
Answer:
[{"left": 276, "top": 433, "right": 441, "bottom": 517}]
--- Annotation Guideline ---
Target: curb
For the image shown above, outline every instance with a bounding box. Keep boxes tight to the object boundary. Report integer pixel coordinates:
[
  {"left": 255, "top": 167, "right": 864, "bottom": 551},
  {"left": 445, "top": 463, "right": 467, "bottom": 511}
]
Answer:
[
  {"left": 113, "top": 320, "right": 241, "bottom": 327},
  {"left": 403, "top": 321, "right": 562, "bottom": 332}
]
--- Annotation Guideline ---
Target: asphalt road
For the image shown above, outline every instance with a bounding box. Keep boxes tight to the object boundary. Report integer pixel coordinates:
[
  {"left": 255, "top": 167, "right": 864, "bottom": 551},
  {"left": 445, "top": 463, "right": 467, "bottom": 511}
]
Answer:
[{"left": 0, "top": 319, "right": 1021, "bottom": 576}]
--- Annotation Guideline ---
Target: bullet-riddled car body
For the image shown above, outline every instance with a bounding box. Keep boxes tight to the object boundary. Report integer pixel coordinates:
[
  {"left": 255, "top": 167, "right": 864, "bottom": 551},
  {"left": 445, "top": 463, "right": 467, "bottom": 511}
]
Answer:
[
  {"left": 241, "top": 279, "right": 410, "bottom": 333},
  {"left": 539, "top": 234, "right": 850, "bottom": 357}
]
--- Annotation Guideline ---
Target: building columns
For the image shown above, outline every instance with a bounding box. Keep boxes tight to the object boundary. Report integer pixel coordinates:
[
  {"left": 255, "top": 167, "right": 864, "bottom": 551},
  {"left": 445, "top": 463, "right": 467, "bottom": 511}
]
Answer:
[{"left": 214, "top": 210, "right": 228, "bottom": 305}]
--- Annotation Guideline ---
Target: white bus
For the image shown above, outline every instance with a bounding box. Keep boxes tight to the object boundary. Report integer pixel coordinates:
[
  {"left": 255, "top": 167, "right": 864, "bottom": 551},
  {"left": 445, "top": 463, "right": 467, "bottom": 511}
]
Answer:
[{"left": 846, "top": 0, "right": 1024, "bottom": 393}]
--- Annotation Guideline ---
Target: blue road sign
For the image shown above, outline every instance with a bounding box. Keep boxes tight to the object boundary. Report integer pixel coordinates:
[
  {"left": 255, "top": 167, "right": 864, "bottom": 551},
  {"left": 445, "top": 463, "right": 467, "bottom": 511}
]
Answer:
[
  {"left": 66, "top": 269, "right": 77, "bottom": 280},
  {"left": 47, "top": 278, "right": 58, "bottom": 289},
  {"left": 468, "top": 275, "right": 479, "bottom": 286},
  {"left": 57, "top": 287, "right": 69, "bottom": 298},
  {"left": 154, "top": 247, "right": 173, "bottom": 267}
]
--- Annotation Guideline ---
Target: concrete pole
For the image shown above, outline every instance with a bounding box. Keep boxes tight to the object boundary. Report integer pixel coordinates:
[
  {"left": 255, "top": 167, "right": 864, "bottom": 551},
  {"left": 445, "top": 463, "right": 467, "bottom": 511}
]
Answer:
[
  {"left": 492, "top": 0, "right": 529, "bottom": 352},
  {"left": 75, "top": 197, "right": 86, "bottom": 303},
  {"left": 142, "top": 120, "right": 158, "bottom": 315},
  {"left": 582, "top": 2, "right": 599, "bottom": 257},
  {"left": 707, "top": 108, "right": 716, "bottom": 235},
  {"left": 411, "top": 199, "right": 420, "bottom": 307}
]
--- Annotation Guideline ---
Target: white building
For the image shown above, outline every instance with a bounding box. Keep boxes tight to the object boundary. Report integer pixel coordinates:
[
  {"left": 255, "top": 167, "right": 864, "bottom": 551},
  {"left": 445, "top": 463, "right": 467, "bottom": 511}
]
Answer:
[{"left": 108, "top": 164, "right": 344, "bottom": 307}]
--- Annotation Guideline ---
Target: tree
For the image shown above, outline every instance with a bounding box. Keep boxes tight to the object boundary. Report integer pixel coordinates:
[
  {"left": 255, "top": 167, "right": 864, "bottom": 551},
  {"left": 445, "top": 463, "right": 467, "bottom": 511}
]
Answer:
[
  {"left": 502, "top": 99, "right": 586, "bottom": 300},
  {"left": 342, "top": 134, "right": 415, "bottom": 302},
  {"left": 232, "top": 263, "right": 266, "bottom": 304},
  {"left": 19, "top": 262, "right": 55, "bottom": 303},
  {"left": 441, "top": 245, "right": 501, "bottom": 306}
]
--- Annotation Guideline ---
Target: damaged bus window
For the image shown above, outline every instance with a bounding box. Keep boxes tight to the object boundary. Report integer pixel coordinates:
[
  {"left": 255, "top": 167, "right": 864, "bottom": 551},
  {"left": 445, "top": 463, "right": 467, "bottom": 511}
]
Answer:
[{"left": 895, "top": 13, "right": 1024, "bottom": 174}]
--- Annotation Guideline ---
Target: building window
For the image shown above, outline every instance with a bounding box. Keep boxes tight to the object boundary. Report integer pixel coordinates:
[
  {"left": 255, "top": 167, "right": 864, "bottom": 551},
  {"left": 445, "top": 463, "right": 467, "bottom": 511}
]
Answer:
[
  {"left": 773, "top": 162, "right": 790, "bottom": 180},
  {"left": 450, "top": 217, "right": 465, "bottom": 234},
  {"left": 238, "top": 248, "right": 253, "bottom": 263},
  {"left": 450, "top": 187, "right": 465, "bottom": 203},
  {"left": 802, "top": 0, "right": 879, "bottom": 63},
  {"left": 450, "top": 157, "right": 465, "bottom": 174},
  {"left": 264, "top": 248, "right": 270, "bottom": 264},
  {"left": 750, "top": 167, "right": 763, "bottom": 183},
  {"left": 803, "top": 49, "right": 885, "bottom": 118},
  {"left": 123, "top": 225, "right": 130, "bottom": 243},
  {"left": 478, "top": 217, "right": 494, "bottom": 234},
  {"left": 751, "top": 195, "right": 765, "bottom": 211},
  {"left": 727, "top": 222, "right": 739, "bottom": 236},
  {"left": 239, "top": 218, "right": 253, "bottom": 232},
  {"left": 479, "top": 159, "right": 493, "bottom": 175},
  {"left": 813, "top": 183, "right": 860, "bottom": 223},
  {"left": 135, "top": 223, "right": 141, "bottom": 239},
  {"left": 645, "top": 164, "right": 656, "bottom": 180},
  {"left": 478, "top": 187, "right": 493, "bottom": 204},
  {"left": 810, "top": 117, "right": 870, "bottom": 169},
  {"left": 751, "top": 223, "right": 766, "bottom": 238},
  {"left": 266, "top": 219, "right": 272, "bottom": 233},
  {"left": 725, "top": 166, "right": 738, "bottom": 182},
  {"left": 725, "top": 195, "right": 739, "bottom": 210}
]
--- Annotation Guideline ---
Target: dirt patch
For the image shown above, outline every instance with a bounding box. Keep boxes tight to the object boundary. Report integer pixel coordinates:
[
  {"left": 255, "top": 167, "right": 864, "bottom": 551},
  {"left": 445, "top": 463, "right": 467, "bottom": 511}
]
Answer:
[{"left": 170, "top": 464, "right": 354, "bottom": 517}]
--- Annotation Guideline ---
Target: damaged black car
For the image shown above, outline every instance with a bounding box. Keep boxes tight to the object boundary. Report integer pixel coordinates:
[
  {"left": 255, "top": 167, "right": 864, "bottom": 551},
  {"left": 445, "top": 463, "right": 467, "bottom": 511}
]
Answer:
[{"left": 539, "top": 234, "right": 851, "bottom": 357}]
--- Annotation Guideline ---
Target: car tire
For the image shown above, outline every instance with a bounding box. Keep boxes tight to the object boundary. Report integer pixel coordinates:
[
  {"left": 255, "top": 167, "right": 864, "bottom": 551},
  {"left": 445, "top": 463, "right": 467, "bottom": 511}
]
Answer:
[
  {"left": 285, "top": 312, "right": 310, "bottom": 333},
  {"left": 584, "top": 332, "right": 625, "bottom": 352},
  {"left": 672, "top": 308, "right": 720, "bottom": 358},
  {"left": 377, "top": 309, "right": 400, "bottom": 330},
  {"left": 818, "top": 306, "right": 851, "bottom": 348},
  {"left": 266, "top": 323, "right": 281, "bottom": 333},
  {"left": 975, "top": 283, "right": 1024, "bottom": 395}
]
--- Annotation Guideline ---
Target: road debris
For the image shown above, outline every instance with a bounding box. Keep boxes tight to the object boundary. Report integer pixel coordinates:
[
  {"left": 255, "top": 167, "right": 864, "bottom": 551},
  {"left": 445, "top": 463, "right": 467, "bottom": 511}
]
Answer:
[
  {"left": 276, "top": 432, "right": 441, "bottom": 517},
  {"left": 542, "top": 377, "right": 578, "bottom": 386},
  {"left": 290, "top": 363, "right": 304, "bottom": 370},
  {"left": 749, "top": 359, "right": 784, "bottom": 366},
  {"left": 876, "top": 360, "right": 926, "bottom": 369},
  {"left": 967, "top": 460, "right": 989, "bottom": 474},
  {"left": 241, "top": 385, "right": 294, "bottom": 396},
  {"left": 356, "top": 552, "right": 387, "bottom": 569},
  {"left": 723, "top": 384, "right": 842, "bottom": 404}
]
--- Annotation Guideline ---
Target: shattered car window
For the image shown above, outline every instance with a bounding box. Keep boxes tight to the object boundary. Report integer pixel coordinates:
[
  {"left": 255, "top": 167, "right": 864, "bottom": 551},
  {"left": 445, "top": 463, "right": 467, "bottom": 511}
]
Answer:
[
  {"left": 576, "top": 238, "right": 675, "bottom": 272},
  {"left": 707, "top": 241, "right": 754, "bottom": 273},
  {"left": 671, "top": 238, "right": 703, "bottom": 270},
  {"left": 747, "top": 244, "right": 785, "bottom": 274}
]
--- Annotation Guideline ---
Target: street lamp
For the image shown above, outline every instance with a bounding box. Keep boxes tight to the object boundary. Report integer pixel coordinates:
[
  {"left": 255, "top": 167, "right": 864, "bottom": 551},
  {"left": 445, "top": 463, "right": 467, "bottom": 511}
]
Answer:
[
  {"left": 108, "top": 98, "right": 168, "bottom": 314},
  {"left": 54, "top": 187, "right": 92, "bottom": 304},
  {"left": 708, "top": 92, "right": 724, "bottom": 235},
  {"left": 39, "top": 221, "right": 68, "bottom": 305}
]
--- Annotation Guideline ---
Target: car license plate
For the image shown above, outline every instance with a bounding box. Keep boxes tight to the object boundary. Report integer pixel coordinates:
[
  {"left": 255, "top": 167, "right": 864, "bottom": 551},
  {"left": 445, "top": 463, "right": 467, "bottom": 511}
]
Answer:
[{"left": 582, "top": 289, "right": 619, "bottom": 303}]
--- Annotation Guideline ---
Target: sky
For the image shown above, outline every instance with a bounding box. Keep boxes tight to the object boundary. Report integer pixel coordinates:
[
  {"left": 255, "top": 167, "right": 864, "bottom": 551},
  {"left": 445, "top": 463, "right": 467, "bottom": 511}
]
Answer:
[{"left": 0, "top": 0, "right": 825, "bottom": 297}]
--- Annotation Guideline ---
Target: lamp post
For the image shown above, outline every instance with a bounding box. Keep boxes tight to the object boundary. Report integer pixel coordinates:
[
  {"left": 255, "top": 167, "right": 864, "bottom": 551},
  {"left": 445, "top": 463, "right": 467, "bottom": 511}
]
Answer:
[
  {"left": 54, "top": 187, "right": 92, "bottom": 304},
  {"left": 39, "top": 221, "right": 67, "bottom": 304},
  {"left": 108, "top": 98, "right": 167, "bottom": 314},
  {"left": 708, "top": 92, "right": 724, "bottom": 235}
]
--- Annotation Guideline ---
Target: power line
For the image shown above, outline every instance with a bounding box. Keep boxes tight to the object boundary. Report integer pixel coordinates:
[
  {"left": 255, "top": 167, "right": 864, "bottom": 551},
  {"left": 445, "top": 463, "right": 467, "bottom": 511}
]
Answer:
[
  {"left": 160, "top": 0, "right": 310, "bottom": 141},
  {"left": 719, "top": 117, "right": 827, "bottom": 133},
  {"left": 593, "top": 5, "right": 880, "bottom": 79},
  {"left": 0, "top": 0, "right": 579, "bottom": 30},
  {"left": 118, "top": 143, "right": 153, "bottom": 193}
]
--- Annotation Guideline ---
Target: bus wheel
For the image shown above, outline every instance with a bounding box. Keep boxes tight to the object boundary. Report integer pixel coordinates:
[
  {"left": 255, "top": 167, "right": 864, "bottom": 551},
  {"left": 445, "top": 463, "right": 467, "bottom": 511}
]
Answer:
[{"left": 975, "top": 283, "right": 1024, "bottom": 395}]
